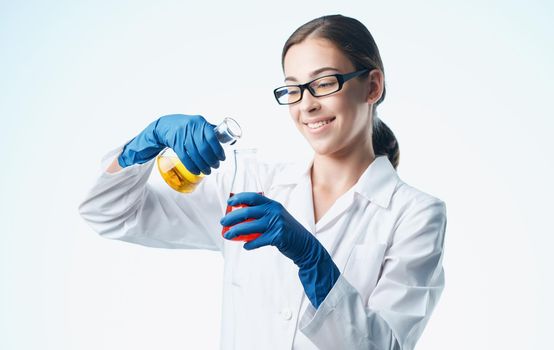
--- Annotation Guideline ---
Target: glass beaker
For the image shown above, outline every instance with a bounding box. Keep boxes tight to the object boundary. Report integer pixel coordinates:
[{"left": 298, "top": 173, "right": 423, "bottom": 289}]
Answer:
[
  {"left": 157, "top": 117, "right": 242, "bottom": 193},
  {"left": 222, "top": 149, "right": 264, "bottom": 242}
]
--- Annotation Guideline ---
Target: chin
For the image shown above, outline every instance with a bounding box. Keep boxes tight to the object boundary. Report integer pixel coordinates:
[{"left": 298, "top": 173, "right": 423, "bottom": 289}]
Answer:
[{"left": 307, "top": 139, "right": 340, "bottom": 156}]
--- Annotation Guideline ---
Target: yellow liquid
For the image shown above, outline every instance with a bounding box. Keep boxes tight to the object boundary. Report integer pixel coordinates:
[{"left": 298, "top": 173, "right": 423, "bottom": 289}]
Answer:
[{"left": 156, "top": 155, "right": 205, "bottom": 193}]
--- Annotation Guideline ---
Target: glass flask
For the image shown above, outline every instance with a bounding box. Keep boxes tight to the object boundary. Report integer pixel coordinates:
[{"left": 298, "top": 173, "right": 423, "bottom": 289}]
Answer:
[
  {"left": 221, "top": 149, "right": 264, "bottom": 242},
  {"left": 157, "top": 117, "right": 242, "bottom": 193}
]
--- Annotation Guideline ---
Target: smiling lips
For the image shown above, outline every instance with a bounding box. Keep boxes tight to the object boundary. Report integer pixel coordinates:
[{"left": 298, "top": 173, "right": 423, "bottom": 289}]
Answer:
[{"left": 304, "top": 117, "right": 336, "bottom": 130}]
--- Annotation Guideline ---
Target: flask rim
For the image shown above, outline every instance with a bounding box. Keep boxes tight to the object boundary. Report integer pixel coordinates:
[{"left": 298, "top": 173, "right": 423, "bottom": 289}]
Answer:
[{"left": 221, "top": 117, "right": 242, "bottom": 139}]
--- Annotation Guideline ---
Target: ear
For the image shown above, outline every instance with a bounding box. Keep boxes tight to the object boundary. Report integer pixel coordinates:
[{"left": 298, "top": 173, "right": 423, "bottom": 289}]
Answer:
[{"left": 366, "top": 69, "right": 384, "bottom": 104}]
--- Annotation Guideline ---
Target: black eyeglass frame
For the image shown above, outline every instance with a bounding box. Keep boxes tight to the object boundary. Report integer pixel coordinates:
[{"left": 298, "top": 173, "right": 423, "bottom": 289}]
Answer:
[{"left": 273, "top": 68, "right": 371, "bottom": 105}]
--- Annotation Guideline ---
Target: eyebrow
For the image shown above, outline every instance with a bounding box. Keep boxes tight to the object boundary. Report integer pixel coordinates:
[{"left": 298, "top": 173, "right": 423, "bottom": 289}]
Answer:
[{"left": 284, "top": 67, "right": 340, "bottom": 82}]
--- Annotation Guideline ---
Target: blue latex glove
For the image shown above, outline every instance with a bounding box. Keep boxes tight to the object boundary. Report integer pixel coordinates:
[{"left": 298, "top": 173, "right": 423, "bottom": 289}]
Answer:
[
  {"left": 220, "top": 192, "right": 340, "bottom": 309},
  {"left": 118, "top": 114, "right": 225, "bottom": 175}
]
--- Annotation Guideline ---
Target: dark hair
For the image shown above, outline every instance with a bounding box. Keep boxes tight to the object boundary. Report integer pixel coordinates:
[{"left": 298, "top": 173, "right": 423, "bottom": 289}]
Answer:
[{"left": 281, "top": 15, "right": 400, "bottom": 169}]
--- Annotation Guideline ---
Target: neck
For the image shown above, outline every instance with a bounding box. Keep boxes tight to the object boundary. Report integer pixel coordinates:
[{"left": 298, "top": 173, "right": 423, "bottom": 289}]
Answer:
[{"left": 311, "top": 134, "right": 376, "bottom": 195}]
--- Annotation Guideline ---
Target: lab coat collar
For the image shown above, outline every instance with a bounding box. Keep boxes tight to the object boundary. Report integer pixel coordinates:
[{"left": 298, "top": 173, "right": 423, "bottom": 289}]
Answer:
[
  {"left": 271, "top": 155, "right": 399, "bottom": 209},
  {"left": 353, "top": 155, "right": 399, "bottom": 209}
]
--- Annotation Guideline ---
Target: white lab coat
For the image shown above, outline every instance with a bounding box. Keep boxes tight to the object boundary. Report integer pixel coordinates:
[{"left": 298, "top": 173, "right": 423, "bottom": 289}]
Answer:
[{"left": 78, "top": 146, "right": 447, "bottom": 350}]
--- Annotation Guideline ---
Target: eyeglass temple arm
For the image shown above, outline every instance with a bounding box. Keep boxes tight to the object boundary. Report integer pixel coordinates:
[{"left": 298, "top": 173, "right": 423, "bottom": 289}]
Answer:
[{"left": 341, "top": 68, "right": 371, "bottom": 83}]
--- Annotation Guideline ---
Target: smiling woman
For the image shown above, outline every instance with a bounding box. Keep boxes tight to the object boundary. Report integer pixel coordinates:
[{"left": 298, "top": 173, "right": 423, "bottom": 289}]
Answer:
[
  {"left": 280, "top": 15, "right": 399, "bottom": 170},
  {"left": 78, "top": 14, "right": 447, "bottom": 350}
]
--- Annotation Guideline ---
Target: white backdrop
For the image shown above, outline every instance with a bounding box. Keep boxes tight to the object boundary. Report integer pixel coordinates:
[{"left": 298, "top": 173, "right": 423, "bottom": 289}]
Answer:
[{"left": 1, "top": 0, "right": 553, "bottom": 349}]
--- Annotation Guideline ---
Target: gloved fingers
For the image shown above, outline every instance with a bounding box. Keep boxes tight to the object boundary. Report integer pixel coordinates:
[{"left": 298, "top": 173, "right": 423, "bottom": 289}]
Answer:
[
  {"left": 205, "top": 123, "right": 226, "bottom": 162},
  {"left": 184, "top": 130, "right": 212, "bottom": 175},
  {"left": 192, "top": 123, "right": 221, "bottom": 170},
  {"left": 243, "top": 235, "right": 272, "bottom": 250},
  {"left": 228, "top": 192, "right": 270, "bottom": 207},
  {"left": 220, "top": 205, "right": 266, "bottom": 227},
  {"left": 223, "top": 219, "right": 267, "bottom": 241},
  {"left": 174, "top": 148, "right": 202, "bottom": 176}
]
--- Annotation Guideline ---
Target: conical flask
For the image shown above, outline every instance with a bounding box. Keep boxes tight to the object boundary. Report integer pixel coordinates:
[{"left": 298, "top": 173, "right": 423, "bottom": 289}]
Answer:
[
  {"left": 221, "top": 149, "right": 264, "bottom": 242},
  {"left": 156, "top": 117, "right": 242, "bottom": 193}
]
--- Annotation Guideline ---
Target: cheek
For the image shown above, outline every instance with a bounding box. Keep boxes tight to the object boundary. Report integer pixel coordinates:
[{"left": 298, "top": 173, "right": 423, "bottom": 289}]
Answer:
[
  {"left": 336, "top": 105, "right": 370, "bottom": 141},
  {"left": 340, "top": 90, "right": 370, "bottom": 124},
  {"left": 288, "top": 106, "right": 299, "bottom": 123},
  {"left": 335, "top": 100, "right": 358, "bottom": 126}
]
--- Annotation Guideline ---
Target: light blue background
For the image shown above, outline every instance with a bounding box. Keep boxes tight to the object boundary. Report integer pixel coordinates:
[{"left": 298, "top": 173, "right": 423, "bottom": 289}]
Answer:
[{"left": 1, "top": 0, "right": 553, "bottom": 348}]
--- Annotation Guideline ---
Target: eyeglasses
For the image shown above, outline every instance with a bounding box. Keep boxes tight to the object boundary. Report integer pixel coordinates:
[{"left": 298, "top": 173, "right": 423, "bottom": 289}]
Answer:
[{"left": 273, "top": 68, "right": 370, "bottom": 105}]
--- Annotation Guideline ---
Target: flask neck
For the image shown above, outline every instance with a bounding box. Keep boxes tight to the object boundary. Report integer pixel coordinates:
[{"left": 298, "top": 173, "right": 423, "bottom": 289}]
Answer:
[{"left": 230, "top": 149, "right": 263, "bottom": 194}]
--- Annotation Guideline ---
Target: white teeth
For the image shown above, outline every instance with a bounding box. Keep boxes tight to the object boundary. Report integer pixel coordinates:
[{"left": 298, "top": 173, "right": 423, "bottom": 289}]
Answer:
[{"left": 307, "top": 118, "right": 334, "bottom": 129}]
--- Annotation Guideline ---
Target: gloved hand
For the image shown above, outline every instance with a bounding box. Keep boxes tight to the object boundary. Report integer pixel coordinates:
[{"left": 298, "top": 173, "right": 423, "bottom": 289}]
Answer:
[
  {"left": 220, "top": 192, "right": 340, "bottom": 309},
  {"left": 118, "top": 114, "right": 225, "bottom": 175}
]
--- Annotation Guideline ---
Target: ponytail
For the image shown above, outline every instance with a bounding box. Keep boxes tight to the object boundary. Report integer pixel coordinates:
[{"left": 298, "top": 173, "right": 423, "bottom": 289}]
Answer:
[{"left": 372, "top": 116, "right": 399, "bottom": 170}]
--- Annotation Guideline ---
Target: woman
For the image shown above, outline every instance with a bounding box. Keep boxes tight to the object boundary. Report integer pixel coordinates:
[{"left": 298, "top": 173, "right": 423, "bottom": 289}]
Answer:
[{"left": 79, "top": 14, "right": 447, "bottom": 350}]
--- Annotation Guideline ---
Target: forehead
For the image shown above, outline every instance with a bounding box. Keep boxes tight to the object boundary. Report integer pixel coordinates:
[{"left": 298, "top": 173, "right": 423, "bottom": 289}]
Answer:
[{"left": 283, "top": 37, "right": 354, "bottom": 82}]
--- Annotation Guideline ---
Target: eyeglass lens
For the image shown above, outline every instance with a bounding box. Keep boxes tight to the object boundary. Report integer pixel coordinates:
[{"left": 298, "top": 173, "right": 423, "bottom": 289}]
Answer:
[{"left": 276, "top": 75, "right": 340, "bottom": 104}]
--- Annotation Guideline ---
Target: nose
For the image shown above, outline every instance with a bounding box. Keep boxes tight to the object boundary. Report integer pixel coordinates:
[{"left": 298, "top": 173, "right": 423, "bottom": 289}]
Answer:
[{"left": 299, "top": 88, "right": 320, "bottom": 114}]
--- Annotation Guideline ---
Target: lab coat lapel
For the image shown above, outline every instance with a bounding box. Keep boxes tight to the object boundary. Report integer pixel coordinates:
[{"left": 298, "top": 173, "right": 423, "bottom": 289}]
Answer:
[
  {"left": 284, "top": 166, "right": 358, "bottom": 234},
  {"left": 314, "top": 155, "right": 399, "bottom": 232},
  {"left": 277, "top": 170, "right": 314, "bottom": 318},
  {"left": 286, "top": 172, "right": 316, "bottom": 234},
  {"left": 314, "top": 189, "right": 356, "bottom": 233}
]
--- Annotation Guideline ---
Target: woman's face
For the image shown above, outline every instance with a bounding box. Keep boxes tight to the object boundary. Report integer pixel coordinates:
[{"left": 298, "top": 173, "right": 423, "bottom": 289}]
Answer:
[{"left": 283, "top": 37, "right": 378, "bottom": 157}]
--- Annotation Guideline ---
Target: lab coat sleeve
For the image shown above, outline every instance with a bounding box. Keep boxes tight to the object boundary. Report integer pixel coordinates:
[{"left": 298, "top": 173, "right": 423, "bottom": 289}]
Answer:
[
  {"left": 78, "top": 146, "right": 228, "bottom": 251},
  {"left": 298, "top": 199, "right": 447, "bottom": 350}
]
